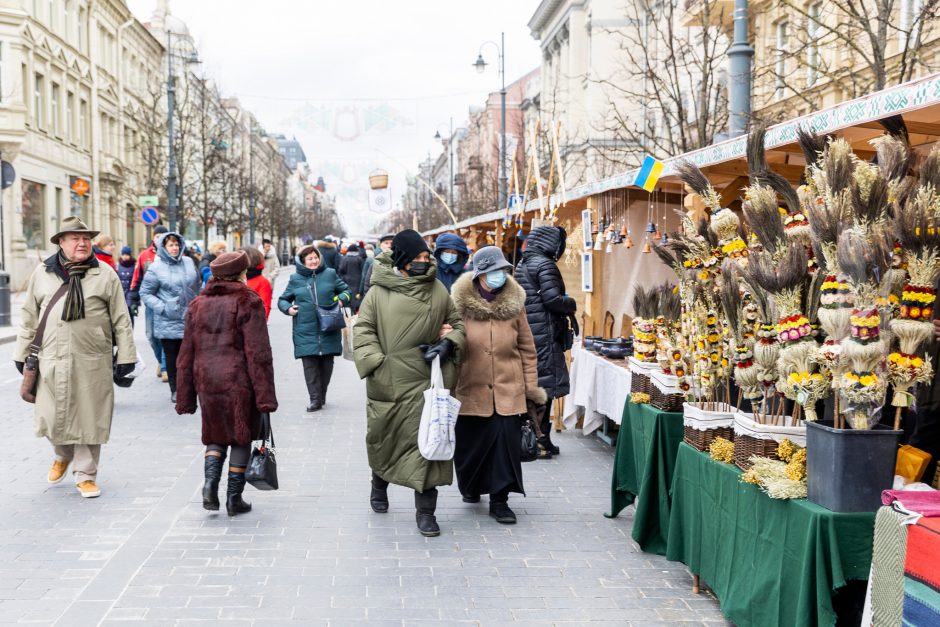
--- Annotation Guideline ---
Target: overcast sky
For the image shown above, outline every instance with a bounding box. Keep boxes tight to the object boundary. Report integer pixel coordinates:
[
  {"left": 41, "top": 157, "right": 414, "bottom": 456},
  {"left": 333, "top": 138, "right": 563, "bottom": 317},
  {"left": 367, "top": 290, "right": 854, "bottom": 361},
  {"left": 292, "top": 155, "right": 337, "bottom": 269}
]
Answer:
[{"left": 126, "top": 0, "right": 544, "bottom": 235}]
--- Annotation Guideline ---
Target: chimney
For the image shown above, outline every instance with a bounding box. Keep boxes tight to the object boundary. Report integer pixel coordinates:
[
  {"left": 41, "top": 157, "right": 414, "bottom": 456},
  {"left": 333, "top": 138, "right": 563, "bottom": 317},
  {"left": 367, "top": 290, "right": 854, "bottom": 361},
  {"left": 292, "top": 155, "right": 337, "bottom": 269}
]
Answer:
[{"left": 727, "top": 0, "right": 754, "bottom": 138}]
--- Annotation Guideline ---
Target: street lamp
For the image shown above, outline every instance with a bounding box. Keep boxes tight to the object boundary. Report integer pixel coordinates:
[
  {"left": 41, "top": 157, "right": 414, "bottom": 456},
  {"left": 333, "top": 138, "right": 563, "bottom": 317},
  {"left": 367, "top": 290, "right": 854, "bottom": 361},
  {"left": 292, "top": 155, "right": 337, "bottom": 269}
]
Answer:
[
  {"left": 166, "top": 30, "right": 200, "bottom": 233},
  {"left": 473, "top": 32, "right": 507, "bottom": 209}
]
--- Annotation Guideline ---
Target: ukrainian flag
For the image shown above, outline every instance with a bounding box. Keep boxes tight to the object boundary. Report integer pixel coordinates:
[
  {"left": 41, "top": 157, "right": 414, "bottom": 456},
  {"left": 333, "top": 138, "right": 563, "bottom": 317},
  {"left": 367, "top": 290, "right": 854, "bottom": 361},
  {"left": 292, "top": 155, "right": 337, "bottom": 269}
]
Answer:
[{"left": 634, "top": 155, "right": 664, "bottom": 192}]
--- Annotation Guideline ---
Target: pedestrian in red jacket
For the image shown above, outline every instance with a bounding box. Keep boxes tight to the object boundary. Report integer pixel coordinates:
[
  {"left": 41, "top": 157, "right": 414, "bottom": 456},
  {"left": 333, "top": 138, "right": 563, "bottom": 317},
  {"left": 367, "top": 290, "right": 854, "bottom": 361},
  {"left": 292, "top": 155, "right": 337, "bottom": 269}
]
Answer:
[
  {"left": 242, "top": 246, "right": 272, "bottom": 319},
  {"left": 93, "top": 234, "right": 117, "bottom": 270},
  {"left": 175, "top": 250, "right": 278, "bottom": 516}
]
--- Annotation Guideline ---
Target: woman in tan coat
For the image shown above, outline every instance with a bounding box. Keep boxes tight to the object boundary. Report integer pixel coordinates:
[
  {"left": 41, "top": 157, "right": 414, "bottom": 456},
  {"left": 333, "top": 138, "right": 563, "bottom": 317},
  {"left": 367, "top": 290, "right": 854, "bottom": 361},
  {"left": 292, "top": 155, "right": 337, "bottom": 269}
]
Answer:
[{"left": 451, "top": 246, "right": 546, "bottom": 524}]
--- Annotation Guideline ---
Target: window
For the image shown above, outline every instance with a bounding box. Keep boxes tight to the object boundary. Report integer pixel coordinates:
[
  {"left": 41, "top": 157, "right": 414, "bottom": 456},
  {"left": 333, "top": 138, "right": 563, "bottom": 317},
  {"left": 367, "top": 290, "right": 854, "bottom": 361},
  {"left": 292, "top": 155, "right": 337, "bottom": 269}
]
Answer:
[
  {"left": 79, "top": 99, "right": 87, "bottom": 147},
  {"left": 66, "top": 91, "right": 73, "bottom": 141},
  {"left": 775, "top": 21, "right": 789, "bottom": 100},
  {"left": 806, "top": 4, "right": 822, "bottom": 87},
  {"left": 51, "top": 82, "right": 60, "bottom": 136},
  {"left": 70, "top": 188, "right": 86, "bottom": 219},
  {"left": 33, "top": 73, "right": 44, "bottom": 129},
  {"left": 78, "top": 7, "right": 86, "bottom": 53},
  {"left": 22, "top": 180, "right": 46, "bottom": 249}
]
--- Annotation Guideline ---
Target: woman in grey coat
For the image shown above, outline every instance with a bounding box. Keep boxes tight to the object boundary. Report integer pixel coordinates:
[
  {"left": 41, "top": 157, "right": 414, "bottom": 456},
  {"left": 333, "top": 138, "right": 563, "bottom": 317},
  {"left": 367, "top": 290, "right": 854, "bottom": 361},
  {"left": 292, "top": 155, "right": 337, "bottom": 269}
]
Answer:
[{"left": 140, "top": 232, "right": 200, "bottom": 402}]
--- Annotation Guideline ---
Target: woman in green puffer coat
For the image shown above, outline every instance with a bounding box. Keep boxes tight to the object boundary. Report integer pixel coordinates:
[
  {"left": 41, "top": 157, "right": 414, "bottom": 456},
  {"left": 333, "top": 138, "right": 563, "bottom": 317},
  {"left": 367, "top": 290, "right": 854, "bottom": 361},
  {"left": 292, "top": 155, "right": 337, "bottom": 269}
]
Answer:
[
  {"left": 353, "top": 230, "right": 466, "bottom": 537},
  {"left": 278, "top": 244, "right": 351, "bottom": 413}
]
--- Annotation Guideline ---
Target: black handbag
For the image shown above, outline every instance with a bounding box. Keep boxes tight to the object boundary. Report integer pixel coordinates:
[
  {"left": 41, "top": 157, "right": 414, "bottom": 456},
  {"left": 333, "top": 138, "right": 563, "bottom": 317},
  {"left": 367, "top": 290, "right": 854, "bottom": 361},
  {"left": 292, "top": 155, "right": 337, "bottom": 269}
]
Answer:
[
  {"left": 246, "top": 412, "right": 278, "bottom": 490},
  {"left": 521, "top": 419, "right": 539, "bottom": 462},
  {"left": 308, "top": 279, "right": 346, "bottom": 333}
]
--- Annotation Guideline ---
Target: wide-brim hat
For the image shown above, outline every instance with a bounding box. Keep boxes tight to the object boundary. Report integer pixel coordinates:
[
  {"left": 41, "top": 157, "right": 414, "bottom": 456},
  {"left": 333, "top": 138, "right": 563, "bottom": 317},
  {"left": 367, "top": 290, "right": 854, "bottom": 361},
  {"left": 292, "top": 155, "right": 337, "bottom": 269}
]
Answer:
[
  {"left": 210, "top": 250, "right": 250, "bottom": 277},
  {"left": 50, "top": 216, "right": 99, "bottom": 245},
  {"left": 471, "top": 245, "right": 513, "bottom": 279}
]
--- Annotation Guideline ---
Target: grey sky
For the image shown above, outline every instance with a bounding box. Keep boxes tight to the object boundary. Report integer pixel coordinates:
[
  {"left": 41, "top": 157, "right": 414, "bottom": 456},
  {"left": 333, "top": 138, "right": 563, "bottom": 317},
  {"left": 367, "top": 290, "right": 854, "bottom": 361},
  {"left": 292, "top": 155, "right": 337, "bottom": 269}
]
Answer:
[{"left": 126, "top": 0, "right": 543, "bottom": 235}]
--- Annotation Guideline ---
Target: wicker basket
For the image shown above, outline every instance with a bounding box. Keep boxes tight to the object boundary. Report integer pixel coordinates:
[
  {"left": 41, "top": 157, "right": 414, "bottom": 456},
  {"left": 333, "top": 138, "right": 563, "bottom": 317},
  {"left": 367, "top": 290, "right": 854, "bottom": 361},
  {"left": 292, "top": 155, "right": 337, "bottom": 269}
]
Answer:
[
  {"left": 683, "top": 402, "right": 736, "bottom": 452},
  {"left": 650, "top": 370, "right": 684, "bottom": 412},
  {"left": 732, "top": 411, "right": 806, "bottom": 471},
  {"left": 369, "top": 170, "right": 389, "bottom": 190},
  {"left": 628, "top": 357, "right": 657, "bottom": 395},
  {"left": 684, "top": 424, "right": 734, "bottom": 451}
]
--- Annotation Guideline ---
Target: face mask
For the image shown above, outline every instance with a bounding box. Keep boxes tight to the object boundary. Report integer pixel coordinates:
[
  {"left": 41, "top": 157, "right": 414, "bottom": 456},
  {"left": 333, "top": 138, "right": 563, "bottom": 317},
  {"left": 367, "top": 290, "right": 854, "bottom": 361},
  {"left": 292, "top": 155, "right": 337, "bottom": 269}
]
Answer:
[
  {"left": 485, "top": 270, "right": 507, "bottom": 290},
  {"left": 408, "top": 261, "right": 430, "bottom": 276},
  {"left": 440, "top": 252, "right": 458, "bottom": 265}
]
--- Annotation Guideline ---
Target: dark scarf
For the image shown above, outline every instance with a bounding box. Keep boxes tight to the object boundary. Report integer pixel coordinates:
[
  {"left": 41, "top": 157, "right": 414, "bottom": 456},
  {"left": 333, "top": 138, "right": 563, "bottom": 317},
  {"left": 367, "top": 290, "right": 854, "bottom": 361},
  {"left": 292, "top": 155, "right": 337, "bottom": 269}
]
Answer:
[
  {"left": 246, "top": 266, "right": 263, "bottom": 280},
  {"left": 58, "top": 251, "right": 94, "bottom": 321},
  {"left": 477, "top": 282, "right": 503, "bottom": 303}
]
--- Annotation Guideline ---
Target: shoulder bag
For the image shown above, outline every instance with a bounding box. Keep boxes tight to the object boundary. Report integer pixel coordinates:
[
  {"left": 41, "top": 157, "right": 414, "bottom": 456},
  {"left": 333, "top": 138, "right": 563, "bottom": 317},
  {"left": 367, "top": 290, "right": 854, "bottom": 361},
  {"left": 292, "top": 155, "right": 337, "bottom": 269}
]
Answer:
[
  {"left": 20, "top": 282, "right": 70, "bottom": 403},
  {"left": 308, "top": 276, "right": 346, "bottom": 333},
  {"left": 521, "top": 399, "right": 546, "bottom": 462},
  {"left": 245, "top": 412, "right": 278, "bottom": 490}
]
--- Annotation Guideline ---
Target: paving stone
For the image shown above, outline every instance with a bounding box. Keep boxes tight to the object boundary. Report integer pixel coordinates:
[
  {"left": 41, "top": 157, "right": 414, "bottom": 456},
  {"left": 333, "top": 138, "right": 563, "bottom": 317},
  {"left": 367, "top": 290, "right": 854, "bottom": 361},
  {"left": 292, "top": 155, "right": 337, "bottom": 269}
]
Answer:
[{"left": 0, "top": 272, "right": 727, "bottom": 625}]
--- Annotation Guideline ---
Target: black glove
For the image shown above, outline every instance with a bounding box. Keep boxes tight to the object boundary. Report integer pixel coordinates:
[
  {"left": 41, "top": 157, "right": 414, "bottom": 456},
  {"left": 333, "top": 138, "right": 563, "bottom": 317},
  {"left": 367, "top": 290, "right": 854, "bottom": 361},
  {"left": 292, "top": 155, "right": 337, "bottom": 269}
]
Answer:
[
  {"left": 14, "top": 361, "right": 24, "bottom": 374},
  {"left": 114, "top": 363, "right": 135, "bottom": 379},
  {"left": 421, "top": 338, "right": 454, "bottom": 364},
  {"left": 129, "top": 304, "right": 139, "bottom": 317}
]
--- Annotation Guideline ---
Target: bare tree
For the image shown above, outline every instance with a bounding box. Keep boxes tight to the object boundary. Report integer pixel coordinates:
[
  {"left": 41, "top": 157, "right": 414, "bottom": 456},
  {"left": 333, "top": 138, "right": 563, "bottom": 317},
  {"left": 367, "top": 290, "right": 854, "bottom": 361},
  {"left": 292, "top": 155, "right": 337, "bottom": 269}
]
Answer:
[
  {"left": 594, "top": 0, "right": 730, "bottom": 161},
  {"left": 758, "top": 0, "right": 940, "bottom": 112},
  {"left": 124, "top": 76, "right": 169, "bottom": 211}
]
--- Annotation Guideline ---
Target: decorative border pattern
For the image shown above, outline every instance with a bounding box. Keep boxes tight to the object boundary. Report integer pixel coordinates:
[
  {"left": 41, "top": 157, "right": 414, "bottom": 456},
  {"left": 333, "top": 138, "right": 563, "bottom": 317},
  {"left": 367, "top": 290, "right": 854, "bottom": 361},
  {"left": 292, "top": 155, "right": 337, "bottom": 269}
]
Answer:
[{"left": 425, "top": 71, "right": 940, "bottom": 235}]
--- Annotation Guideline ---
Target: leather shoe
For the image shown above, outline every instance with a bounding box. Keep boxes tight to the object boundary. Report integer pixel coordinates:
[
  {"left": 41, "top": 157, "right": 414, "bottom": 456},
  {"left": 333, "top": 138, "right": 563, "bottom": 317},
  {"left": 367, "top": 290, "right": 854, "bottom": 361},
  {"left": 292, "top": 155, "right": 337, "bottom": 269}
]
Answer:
[
  {"left": 462, "top": 495, "right": 480, "bottom": 503},
  {"left": 489, "top": 501, "right": 517, "bottom": 524}
]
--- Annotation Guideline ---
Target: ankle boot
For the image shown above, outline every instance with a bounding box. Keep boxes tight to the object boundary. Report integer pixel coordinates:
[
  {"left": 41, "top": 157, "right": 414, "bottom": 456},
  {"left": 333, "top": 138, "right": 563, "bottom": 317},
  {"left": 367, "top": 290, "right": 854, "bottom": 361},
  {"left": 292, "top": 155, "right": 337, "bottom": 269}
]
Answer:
[
  {"left": 202, "top": 454, "right": 225, "bottom": 511},
  {"left": 489, "top": 491, "right": 517, "bottom": 524},
  {"left": 226, "top": 469, "right": 252, "bottom": 516},
  {"left": 414, "top": 488, "right": 440, "bottom": 537},
  {"left": 370, "top": 472, "right": 389, "bottom": 513}
]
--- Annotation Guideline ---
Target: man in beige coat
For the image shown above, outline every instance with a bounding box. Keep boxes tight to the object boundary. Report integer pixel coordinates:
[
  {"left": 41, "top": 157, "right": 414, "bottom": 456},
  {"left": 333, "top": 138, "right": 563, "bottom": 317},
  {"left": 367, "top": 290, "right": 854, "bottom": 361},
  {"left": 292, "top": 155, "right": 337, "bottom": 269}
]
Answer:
[{"left": 14, "top": 217, "right": 136, "bottom": 498}]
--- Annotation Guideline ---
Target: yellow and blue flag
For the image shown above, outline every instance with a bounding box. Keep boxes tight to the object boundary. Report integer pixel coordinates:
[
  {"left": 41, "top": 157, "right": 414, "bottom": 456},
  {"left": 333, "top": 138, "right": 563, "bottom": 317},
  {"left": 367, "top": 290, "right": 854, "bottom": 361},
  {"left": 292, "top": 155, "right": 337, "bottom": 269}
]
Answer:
[{"left": 634, "top": 155, "right": 664, "bottom": 192}]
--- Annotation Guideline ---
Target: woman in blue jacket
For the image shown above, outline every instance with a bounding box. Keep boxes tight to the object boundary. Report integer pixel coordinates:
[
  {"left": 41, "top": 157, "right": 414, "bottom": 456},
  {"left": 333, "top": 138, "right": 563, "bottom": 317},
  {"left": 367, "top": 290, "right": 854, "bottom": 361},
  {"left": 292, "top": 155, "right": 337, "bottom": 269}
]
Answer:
[
  {"left": 278, "top": 244, "right": 351, "bottom": 412},
  {"left": 140, "top": 232, "right": 200, "bottom": 402}
]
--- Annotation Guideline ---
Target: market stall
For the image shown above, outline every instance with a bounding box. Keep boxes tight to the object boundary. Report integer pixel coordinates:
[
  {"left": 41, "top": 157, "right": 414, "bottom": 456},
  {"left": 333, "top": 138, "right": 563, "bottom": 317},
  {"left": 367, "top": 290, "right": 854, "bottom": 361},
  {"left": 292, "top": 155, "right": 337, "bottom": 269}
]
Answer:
[{"left": 562, "top": 341, "right": 631, "bottom": 436}]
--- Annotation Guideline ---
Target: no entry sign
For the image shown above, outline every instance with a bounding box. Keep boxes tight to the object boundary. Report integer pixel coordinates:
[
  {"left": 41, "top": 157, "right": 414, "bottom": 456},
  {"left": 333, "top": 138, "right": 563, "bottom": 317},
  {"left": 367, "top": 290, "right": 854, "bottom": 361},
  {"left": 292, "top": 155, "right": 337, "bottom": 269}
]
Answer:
[{"left": 140, "top": 207, "right": 160, "bottom": 226}]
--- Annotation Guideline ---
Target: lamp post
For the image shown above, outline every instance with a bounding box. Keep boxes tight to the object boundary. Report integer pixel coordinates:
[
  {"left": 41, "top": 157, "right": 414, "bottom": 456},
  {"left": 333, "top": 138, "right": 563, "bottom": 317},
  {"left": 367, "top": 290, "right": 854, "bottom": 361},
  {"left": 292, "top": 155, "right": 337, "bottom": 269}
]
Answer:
[
  {"left": 166, "top": 30, "right": 199, "bottom": 233},
  {"left": 473, "top": 32, "right": 507, "bottom": 209}
]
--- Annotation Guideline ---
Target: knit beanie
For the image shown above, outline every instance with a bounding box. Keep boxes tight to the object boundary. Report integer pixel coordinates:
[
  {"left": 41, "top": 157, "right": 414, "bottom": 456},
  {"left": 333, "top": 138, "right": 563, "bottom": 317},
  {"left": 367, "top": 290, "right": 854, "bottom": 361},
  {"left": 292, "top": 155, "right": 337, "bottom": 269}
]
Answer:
[
  {"left": 121, "top": 245, "right": 132, "bottom": 255},
  {"left": 391, "top": 229, "right": 430, "bottom": 269}
]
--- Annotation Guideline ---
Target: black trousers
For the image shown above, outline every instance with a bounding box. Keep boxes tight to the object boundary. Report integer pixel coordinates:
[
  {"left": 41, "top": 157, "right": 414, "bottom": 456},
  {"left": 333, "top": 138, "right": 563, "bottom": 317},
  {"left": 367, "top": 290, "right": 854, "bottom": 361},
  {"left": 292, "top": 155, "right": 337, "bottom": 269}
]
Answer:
[
  {"left": 302, "top": 355, "right": 335, "bottom": 404},
  {"left": 161, "top": 338, "right": 184, "bottom": 393},
  {"left": 540, "top": 402, "right": 556, "bottom": 445}
]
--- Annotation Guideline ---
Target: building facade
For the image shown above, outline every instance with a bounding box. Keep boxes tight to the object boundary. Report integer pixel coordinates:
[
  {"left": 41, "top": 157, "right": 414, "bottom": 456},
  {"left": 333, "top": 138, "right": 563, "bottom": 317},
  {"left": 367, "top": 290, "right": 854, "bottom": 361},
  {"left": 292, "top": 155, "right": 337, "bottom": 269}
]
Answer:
[{"left": 0, "top": 0, "right": 164, "bottom": 289}]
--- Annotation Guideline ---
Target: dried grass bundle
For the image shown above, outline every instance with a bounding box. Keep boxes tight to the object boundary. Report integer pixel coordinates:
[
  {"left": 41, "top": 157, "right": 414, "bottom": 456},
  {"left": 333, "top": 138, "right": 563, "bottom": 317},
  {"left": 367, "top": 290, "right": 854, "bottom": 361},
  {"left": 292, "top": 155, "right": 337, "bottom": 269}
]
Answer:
[
  {"left": 676, "top": 160, "right": 721, "bottom": 211},
  {"left": 879, "top": 114, "right": 910, "bottom": 147},
  {"left": 742, "top": 244, "right": 808, "bottom": 304},
  {"left": 851, "top": 163, "right": 890, "bottom": 225},
  {"left": 797, "top": 127, "right": 827, "bottom": 170},
  {"left": 743, "top": 185, "right": 786, "bottom": 256},
  {"left": 719, "top": 262, "right": 743, "bottom": 338},
  {"left": 632, "top": 285, "right": 660, "bottom": 319},
  {"left": 747, "top": 122, "right": 770, "bottom": 184},
  {"left": 817, "top": 138, "right": 856, "bottom": 197},
  {"left": 837, "top": 228, "right": 890, "bottom": 300},
  {"left": 919, "top": 146, "right": 940, "bottom": 194},
  {"left": 658, "top": 283, "right": 681, "bottom": 322}
]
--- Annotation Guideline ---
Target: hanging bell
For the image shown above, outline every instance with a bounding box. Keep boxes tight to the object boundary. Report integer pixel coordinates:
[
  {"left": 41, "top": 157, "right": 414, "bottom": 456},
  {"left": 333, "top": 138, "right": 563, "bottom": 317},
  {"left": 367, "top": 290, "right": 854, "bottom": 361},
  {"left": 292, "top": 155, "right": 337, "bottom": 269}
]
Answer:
[
  {"left": 645, "top": 222, "right": 657, "bottom": 234},
  {"left": 591, "top": 222, "right": 600, "bottom": 236},
  {"left": 642, "top": 240, "right": 652, "bottom": 254},
  {"left": 593, "top": 236, "right": 603, "bottom": 251},
  {"left": 605, "top": 240, "right": 613, "bottom": 253},
  {"left": 619, "top": 224, "right": 628, "bottom": 237},
  {"left": 623, "top": 235, "right": 634, "bottom": 249},
  {"left": 660, "top": 233, "right": 669, "bottom": 245}
]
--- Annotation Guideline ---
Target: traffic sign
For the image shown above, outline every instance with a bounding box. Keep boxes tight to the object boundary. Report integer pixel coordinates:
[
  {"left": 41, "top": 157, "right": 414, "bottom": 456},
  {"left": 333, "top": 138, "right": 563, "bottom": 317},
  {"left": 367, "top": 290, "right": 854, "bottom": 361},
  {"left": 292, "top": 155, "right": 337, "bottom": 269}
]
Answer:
[
  {"left": 138, "top": 195, "right": 159, "bottom": 207},
  {"left": 140, "top": 207, "right": 160, "bottom": 226},
  {"left": 70, "top": 176, "right": 90, "bottom": 196}
]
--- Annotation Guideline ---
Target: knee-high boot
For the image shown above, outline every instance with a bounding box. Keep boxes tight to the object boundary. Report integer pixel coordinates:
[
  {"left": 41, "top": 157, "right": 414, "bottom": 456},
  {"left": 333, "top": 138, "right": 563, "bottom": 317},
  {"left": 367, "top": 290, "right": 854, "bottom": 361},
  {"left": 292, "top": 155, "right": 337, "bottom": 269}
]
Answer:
[
  {"left": 371, "top": 472, "right": 389, "bottom": 513},
  {"left": 226, "top": 469, "right": 252, "bottom": 516},
  {"left": 203, "top": 453, "right": 225, "bottom": 511},
  {"left": 414, "top": 488, "right": 440, "bottom": 537}
]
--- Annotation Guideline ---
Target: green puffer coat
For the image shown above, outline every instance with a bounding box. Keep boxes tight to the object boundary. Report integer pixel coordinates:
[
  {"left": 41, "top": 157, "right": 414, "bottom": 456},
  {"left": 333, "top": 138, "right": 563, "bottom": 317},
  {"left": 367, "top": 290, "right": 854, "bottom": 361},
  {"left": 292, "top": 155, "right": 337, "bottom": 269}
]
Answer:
[
  {"left": 353, "top": 255, "right": 466, "bottom": 492},
  {"left": 277, "top": 259, "right": 351, "bottom": 358}
]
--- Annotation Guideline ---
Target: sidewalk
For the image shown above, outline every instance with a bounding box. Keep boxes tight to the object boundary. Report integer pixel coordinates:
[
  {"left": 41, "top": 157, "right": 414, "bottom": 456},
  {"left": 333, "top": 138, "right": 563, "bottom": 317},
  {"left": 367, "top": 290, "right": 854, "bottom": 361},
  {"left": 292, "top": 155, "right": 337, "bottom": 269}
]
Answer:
[{"left": 0, "top": 271, "right": 726, "bottom": 625}]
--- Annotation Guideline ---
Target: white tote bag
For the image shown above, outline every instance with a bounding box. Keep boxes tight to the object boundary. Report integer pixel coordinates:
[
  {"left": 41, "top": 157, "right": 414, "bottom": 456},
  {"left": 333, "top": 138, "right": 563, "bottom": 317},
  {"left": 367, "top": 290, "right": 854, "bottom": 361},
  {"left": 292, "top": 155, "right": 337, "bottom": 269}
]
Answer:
[
  {"left": 341, "top": 311, "right": 356, "bottom": 361},
  {"left": 418, "top": 356, "right": 461, "bottom": 461}
]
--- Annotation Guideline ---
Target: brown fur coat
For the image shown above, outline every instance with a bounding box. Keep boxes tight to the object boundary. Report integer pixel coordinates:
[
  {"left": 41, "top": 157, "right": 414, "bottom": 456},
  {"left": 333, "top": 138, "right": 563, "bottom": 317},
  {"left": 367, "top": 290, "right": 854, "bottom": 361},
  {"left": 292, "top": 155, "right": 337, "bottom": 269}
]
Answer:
[
  {"left": 451, "top": 273, "right": 546, "bottom": 417},
  {"left": 175, "top": 280, "right": 278, "bottom": 446}
]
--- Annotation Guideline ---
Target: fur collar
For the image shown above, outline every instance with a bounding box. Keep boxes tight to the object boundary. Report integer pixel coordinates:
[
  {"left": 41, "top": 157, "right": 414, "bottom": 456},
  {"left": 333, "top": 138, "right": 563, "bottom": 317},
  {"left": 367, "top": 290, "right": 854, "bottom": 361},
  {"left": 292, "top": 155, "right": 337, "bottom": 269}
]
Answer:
[{"left": 452, "top": 272, "right": 525, "bottom": 321}]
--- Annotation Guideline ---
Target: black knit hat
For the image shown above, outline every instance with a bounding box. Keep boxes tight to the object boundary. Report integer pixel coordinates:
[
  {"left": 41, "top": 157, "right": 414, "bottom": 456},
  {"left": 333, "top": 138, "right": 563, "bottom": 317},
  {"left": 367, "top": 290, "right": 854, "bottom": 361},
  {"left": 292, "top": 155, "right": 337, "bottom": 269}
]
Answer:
[{"left": 391, "top": 229, "right": 430, "bottom": 269}]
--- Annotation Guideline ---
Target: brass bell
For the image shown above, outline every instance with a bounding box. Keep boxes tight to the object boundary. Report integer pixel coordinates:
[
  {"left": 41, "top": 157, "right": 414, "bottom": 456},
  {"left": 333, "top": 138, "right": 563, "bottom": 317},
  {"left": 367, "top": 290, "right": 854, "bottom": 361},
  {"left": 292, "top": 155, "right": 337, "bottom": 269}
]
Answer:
[
  {"left": 623, "top": 235, "right": 634, "bottom": 249},
  {"left": 642, "top": 240, "right": 652, "bottom": 254}
]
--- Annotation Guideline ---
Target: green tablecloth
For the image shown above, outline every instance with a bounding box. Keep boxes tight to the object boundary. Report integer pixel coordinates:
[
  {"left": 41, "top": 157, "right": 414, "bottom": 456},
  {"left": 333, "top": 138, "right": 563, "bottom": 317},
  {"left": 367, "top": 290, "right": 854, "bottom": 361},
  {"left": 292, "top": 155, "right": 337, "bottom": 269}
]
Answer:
[
  {"left": 606, "top": 402, "right": 685, "bottom": 555},
  {"left": 666, "top": 442, "right": 875, "bottom": 627}
]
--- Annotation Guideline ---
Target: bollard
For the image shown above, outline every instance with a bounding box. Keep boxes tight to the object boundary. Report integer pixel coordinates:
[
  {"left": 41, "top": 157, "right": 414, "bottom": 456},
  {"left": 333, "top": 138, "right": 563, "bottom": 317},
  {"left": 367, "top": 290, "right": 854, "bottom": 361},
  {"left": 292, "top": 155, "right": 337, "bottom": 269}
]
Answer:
[{"left": 0, "top": 271, "right": 10, "bottom": 327}]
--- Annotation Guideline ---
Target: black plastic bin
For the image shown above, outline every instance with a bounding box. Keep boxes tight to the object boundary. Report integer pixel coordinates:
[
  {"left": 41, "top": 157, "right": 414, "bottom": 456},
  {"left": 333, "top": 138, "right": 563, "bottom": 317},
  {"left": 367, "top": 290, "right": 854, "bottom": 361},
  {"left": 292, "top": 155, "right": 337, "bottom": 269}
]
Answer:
[{"left": 806, "top": 420, "right": 900, "bottom": 513}]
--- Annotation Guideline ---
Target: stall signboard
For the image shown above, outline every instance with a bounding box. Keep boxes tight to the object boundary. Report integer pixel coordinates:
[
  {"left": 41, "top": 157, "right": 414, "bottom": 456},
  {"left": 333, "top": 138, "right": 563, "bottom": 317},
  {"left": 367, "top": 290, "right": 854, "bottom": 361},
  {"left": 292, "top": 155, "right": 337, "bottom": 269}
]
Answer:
[
  {"left": 581, "top": 252, "right": 593, "bottom": 293},
  {"left": 70, "top": 176, "right": 90, "bottom": 197},
  {"left": 582, "top": 209, "right": 593, "bottom": 250}
]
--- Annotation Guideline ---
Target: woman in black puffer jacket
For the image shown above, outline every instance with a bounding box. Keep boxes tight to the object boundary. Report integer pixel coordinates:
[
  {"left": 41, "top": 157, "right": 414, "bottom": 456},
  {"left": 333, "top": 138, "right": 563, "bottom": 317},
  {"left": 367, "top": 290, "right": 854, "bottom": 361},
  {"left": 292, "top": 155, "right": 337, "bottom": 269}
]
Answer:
[{"left": 515, "top": 226, "right": 577, "bottom": 457}]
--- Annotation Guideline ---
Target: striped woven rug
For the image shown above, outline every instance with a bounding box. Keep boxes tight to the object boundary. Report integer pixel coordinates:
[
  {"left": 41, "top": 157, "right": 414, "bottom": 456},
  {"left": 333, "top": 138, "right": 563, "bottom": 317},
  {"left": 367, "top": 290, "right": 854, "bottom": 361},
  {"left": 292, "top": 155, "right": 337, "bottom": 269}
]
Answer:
[{"left": 903, "top": 516, "right": 940, "bottom": 626}]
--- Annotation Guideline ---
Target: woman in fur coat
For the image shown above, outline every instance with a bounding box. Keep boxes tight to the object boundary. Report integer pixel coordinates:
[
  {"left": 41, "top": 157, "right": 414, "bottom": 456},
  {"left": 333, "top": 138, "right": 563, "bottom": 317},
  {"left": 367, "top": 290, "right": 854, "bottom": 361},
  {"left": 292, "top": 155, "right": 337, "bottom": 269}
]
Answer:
[
  {"left": 175, "top": 250, "right": 278, "bottom": 517},
  {"left": 451, "top": 246, "right": 546, "bottom": 524}
]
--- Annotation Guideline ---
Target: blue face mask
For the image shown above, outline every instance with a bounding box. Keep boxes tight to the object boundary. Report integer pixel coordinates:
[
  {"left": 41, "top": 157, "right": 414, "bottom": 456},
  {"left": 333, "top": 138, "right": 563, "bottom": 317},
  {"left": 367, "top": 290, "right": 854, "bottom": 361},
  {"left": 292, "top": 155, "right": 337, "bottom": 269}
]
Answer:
[
  {"left": 440, "top": 252, "right": 458, "bottom": 265},
  {"left": 485, "top": 270, "right": 508, "bottom": 290}
]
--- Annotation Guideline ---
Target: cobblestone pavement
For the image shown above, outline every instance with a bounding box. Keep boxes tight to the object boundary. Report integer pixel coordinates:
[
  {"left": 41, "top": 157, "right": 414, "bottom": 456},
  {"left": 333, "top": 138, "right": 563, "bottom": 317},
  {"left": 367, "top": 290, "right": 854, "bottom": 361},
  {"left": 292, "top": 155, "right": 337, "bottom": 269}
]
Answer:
[{"left": 0, "top": 273, "right": 727, "bottom": 626}]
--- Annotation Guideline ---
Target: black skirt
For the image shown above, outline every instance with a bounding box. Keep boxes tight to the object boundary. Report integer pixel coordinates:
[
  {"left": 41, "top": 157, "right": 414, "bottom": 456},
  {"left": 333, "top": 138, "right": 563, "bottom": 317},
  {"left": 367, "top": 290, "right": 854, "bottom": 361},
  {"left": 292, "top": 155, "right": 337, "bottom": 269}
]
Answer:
[{"left": 454, "top": 413, "right": 525, "bottom": 498}]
